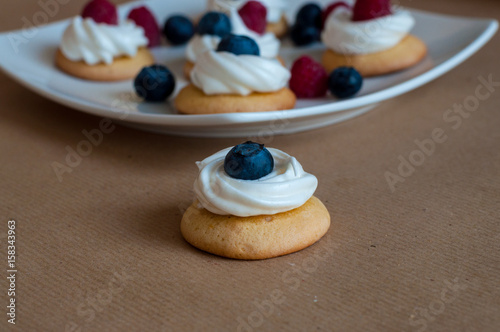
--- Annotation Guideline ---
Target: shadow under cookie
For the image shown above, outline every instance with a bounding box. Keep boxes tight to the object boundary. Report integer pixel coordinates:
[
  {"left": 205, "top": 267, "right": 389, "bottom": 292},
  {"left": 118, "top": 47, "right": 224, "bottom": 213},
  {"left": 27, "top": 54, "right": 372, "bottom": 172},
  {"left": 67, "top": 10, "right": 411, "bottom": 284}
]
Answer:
[
  {"left": 174, "top": 84, "right": 296, "bottom": 114},
  {"left": 181, "top": 196, "right": 331, "bottom": 260},
  {"left": 55, "top": 48, "right": 155, "bottom": 81},
  {"left": 322, "top": 34, "right": 427, "bottom": 77}
]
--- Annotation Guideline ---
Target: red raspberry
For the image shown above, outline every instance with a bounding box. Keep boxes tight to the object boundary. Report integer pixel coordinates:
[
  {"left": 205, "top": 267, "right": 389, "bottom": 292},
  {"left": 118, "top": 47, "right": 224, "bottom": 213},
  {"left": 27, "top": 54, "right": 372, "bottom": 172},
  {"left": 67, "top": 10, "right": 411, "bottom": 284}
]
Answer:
[
  {"left": 81, "top": 0, "right": 118, "bottom": 25},
  {"left": 289, "top": 56, "right": 328, "bottom": 98},
  {"left": 238, "top": 1, "right": 267, "bottom": 35},
  {"left": 127, "top": 6, "right": 161, "bottom": 47},
  {"left": 321, "top": 2, "right": 351, "bottom": 29},
  {"left": 352, "top": 0, "right": 392, "bottom": 22}
]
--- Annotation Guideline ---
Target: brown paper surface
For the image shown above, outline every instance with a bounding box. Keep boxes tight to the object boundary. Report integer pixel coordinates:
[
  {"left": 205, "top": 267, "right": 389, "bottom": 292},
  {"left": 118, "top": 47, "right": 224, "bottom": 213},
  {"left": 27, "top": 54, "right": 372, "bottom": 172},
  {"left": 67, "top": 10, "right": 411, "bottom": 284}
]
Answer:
[{"left": 1, "top": 0, "right": 499, "bottom": 331}]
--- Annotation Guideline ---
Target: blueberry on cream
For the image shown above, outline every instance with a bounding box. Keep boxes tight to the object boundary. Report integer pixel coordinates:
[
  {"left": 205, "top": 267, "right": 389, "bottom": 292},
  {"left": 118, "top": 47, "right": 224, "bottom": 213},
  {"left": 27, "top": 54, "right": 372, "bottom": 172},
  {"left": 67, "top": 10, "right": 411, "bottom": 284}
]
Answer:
[
  {"left": 216, "top": 34, "right": 260, "bottom": 56},
  {"left": 224, "top": 141, "right": 273, "bottom": 180}
]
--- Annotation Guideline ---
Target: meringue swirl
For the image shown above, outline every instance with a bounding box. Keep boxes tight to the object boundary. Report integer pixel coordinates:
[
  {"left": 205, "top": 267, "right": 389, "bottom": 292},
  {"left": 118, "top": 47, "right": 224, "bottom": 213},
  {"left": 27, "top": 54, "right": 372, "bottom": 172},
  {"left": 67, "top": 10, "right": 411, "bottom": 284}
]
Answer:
[
  {"left": 190, "top": 50, "right": 290, "bottom": 95},
  {"left": 194, "top": 147, "right": 318, "bottom": 217},
  {"left": 229, "top": 7, "right": 280, "bottom": 58},
  {"left": 321, "top": 7, "right": 415, "bottom": 55},
  {"left": 185, "top": 34, "right": 221, "bottom": 63},
  {"left": 60, "top": 17, "right": 148, "bottom": 65}
]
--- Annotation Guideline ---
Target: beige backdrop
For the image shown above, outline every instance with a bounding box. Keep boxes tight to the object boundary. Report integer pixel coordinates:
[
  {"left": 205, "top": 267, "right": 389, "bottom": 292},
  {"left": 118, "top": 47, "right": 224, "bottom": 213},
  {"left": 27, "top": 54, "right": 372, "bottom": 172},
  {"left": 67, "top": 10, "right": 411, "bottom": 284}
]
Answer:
[{"left": 1, "top": 0, "right": 499, "bottom": 331}]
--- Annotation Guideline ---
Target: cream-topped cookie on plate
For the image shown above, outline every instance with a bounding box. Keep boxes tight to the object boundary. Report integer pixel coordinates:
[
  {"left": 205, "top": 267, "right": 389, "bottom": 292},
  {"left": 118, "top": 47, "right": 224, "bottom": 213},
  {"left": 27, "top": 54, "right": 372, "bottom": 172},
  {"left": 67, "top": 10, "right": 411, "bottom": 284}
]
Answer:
[
  {"left": 176, "top": 34, "right": 295, "bottom": 114},
  {"left": 321, "top": 0, "right": 427, "bottom": 77},
  {"left": 55, "top": 0, "right": 154, "bottom": 81}
]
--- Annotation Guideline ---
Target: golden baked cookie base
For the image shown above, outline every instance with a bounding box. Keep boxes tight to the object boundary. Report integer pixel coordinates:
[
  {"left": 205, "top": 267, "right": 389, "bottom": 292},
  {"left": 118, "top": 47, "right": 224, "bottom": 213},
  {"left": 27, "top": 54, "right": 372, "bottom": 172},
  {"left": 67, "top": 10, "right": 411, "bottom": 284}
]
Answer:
[
  {"left": 174, "top": 84, "right": 296, "bottom": 114},
  {"left": 321, "top": 35, "right": 427, "bottom": 77},
  {"left": 55, "top": 48, "right": 155, "bottom": 81},
  {"left": 181, "top": 196, "right": 331, "bottom": 260}
]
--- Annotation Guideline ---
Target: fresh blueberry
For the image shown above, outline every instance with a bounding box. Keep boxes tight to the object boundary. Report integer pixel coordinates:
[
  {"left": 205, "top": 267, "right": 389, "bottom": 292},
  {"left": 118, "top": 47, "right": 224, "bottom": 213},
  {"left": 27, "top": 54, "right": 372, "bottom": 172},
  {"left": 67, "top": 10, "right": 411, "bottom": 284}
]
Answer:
[
  {"left": 296, "top": 3, "right": 322, "bottom": 29},
  {"left": 224, "top": 141, "right": 274, "bottom": 180},
  {"left": 197, "top": 11, "right": 231, "bottom": 38},
  {"left": 134, "top": 65, "right": 176, "bottom": 102},
  {"left": 328, "top": 67, "right": 363, "bottom": 98},
  {"left": 216, "top": 34, "right": 260, "bottom": 56},
  {"left": 290, "top": 22, "right": 320, "bottom": 46},
  {"left": 163, "top": 15, "right": 194, "bottom": 45}
]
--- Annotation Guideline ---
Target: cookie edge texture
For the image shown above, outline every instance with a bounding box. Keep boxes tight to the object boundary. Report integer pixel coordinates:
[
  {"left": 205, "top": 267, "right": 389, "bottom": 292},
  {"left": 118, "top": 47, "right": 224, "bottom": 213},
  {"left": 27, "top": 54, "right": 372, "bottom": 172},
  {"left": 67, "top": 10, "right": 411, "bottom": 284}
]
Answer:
[
  {"left": 181, "top": 196, "right": 331, "bottom": 260},
  {"left": 321, "top": 34, "right": 427, "bottom": 77},
  {"left": 55, "top": 48, "right": 155, "bottom": 81},
  {"left": 174, "top": 84, "right": 296, "bottom": 114}
]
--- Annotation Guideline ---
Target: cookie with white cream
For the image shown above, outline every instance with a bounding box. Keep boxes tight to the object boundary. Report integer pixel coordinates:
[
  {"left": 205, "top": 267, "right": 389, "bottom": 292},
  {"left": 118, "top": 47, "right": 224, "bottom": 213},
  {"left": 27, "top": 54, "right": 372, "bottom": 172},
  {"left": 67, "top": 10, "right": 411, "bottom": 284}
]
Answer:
[
  {"left": 175, "top": 34, "right": 295, "bottom": 114},
  {"left": 55, "top": 0, "right": 154, "bottom": 81},
  {"left": 321, "top": 0, "right": 427, "bottom": 77},
  {"left": 181, "top": 142, "right": 331, "bottom": 260}
]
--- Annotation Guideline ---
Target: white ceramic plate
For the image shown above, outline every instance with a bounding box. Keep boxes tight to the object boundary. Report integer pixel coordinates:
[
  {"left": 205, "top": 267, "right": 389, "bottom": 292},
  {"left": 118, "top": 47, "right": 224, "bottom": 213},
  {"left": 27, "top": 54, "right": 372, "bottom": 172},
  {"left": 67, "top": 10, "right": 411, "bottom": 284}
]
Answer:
[{"left": 0, "top": 0, "right": 497, "bottom": 137}]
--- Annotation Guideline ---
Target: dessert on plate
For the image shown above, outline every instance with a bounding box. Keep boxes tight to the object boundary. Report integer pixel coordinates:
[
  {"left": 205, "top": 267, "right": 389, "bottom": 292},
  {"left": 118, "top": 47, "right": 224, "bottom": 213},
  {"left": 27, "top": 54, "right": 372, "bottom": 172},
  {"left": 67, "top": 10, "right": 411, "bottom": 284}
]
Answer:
[
  {"left": 175, "top": 34, "right": 295, "bottom": 114},
  {"left": 55, "top": 0, "right": 154, "bottom": 81},
  {"left": 321, "top": 0, "right": 427, "bottom": 77},
  {"left": 181, "top": 141, "right": 331, "bottom": 260},
  {"left": 184, "top": 1, "right": 281, "bottom": 78}
]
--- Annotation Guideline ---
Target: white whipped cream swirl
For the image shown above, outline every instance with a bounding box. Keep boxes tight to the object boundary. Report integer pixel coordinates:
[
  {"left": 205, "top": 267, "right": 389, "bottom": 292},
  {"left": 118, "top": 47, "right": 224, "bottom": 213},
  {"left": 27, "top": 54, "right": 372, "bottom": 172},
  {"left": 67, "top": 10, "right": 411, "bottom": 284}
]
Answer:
[
  {"left": 60, "top": 16, "right": 148, "bottom": 65},
  {"left": 186, "top": 34, "right": 221, "bottom": 63},
  {"left": 190, "top": 50, "right": 290, "bottom": 95},
  {"left": 321, "top": 7, "right": 415, "bottom": 55},
  {"left": 229, "top": 7, "right": 280, "bottom": 58},
  {"left": 189, "top": 3, "right": 280, "bottom": 59},
  {"left": 194, "top": 147, "right": 318, "bottom": 217}
]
